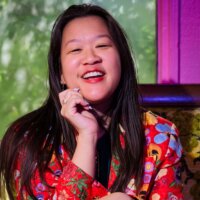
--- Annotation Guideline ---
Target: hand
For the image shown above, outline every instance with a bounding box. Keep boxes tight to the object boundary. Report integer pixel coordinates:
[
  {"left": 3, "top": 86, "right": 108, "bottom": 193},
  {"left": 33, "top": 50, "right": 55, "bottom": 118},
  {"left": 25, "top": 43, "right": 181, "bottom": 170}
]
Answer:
[
  {"left": 59, "top": 88, "right": 99, "bottom": 177},
  {"left": 100, "top": 192, "right": 133, "bottom": 200},
  {"left": 59, "top": 88, "right": 99, "bottom": 141}
]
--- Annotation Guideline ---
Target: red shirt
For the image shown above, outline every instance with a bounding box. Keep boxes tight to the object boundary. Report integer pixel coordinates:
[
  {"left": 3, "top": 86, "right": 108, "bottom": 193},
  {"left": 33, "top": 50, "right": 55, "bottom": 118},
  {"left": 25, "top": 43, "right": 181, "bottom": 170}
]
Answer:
[{"left": 14, "top": 111, "right": 183, "bottom": 199}]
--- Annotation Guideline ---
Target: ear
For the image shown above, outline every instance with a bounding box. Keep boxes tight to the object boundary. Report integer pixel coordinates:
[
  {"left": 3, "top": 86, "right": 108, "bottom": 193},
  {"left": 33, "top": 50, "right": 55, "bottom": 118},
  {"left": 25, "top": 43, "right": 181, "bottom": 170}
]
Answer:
[{"left": 60, "top": 74, "right": 66, "bottom": 84}]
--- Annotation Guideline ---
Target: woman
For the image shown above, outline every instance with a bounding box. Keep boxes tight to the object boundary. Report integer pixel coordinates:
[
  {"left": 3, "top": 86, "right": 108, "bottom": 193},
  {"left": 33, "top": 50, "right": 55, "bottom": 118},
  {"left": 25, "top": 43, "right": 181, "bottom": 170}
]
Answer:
[{"left": 0, "top": 4, "right": 183, "bottom": 200}]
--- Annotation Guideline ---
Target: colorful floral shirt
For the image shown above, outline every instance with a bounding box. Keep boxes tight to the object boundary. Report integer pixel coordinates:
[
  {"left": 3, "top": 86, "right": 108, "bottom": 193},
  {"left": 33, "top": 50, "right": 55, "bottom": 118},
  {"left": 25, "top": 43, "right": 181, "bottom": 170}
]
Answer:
[{"left": 14, "top": 111, "right": 183, "bottom": 199}]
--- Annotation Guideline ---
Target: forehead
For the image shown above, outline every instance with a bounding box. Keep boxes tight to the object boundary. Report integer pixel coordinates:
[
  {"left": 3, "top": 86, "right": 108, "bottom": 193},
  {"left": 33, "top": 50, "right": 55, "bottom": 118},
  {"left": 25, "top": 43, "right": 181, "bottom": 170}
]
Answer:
[{"left": 62, "top": 16, "right": 110, "bottom": 38}]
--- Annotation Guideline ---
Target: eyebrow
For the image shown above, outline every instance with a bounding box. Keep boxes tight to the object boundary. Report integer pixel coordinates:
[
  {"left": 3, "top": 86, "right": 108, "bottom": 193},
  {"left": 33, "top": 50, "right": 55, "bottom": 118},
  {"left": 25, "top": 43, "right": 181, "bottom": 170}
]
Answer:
[{"left": 64, "top": 34, "right": 112, "bottom": 47}]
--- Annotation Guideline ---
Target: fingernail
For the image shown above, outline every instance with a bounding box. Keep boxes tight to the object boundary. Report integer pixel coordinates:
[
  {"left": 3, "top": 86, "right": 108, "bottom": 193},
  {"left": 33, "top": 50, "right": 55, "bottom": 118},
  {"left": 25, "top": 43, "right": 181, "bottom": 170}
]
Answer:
[
  {"left": 73, "top": 88, "right": 80, "bottom": 92},
  {"left": 88, "top": 105, "right": 93, "bottom": 110},
  {"left": 84, "top": 99, "right": 93, "bottom": 110}
]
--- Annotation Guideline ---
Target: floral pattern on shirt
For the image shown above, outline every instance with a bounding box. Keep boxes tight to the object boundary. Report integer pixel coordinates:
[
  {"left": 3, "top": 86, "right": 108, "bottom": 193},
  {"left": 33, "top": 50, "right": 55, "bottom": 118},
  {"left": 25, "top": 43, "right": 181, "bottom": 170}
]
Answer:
[{"left": 14, "top": 111, "right": 183, "bottom": 199}]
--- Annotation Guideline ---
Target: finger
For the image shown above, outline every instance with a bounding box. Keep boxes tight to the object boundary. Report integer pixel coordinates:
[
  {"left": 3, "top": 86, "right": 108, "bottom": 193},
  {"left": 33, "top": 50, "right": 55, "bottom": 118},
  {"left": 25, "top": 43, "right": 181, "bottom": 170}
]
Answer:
[
  {"left": 72, "top": 88, "right": 80, "bottom": 92},
  {"left": 63, "top": 93, "right": 84, "bottom": 106},
  {"left": 61, "top": 97, "right": 90, "bottom": 117},
  {"left": 59, "top": 88, "right": 82, "bottom": 105},
  {"left": 65, "top": 93, "right": 92, "bottom": 110},
  {"left": 68, "top": 96, "right": 90, "bottom": 109},
  {"left": 59, "top": 88, "right": 93, "bottom": 110}
]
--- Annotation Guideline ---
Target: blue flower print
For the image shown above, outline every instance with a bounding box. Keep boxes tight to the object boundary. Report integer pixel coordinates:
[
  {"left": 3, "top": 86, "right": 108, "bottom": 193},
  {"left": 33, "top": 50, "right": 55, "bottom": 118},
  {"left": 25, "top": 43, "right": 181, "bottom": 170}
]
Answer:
[
  {"left": 154, "top": 133, "right": 168, "bottom": 144},
  {"left": 155, "top": 123, "right": 176, "bottom": 135},
  {"left": 36, "top": 183, "right": 45, "bottom": 192},
  {"left": 143, "top": 174, "right": 151, "bottom": 184},
  {"left": 36, "top": 194, "right": 44, "bottom": 200},
  {"left": 58, "top": 145, "right": 63, "bottom": 155},
  {"left": 146, "top": 136, "right": 151, "bottom": 145},
  {"left": 168, "top": 135, "right": 182, "bottom": 158},
  {"left": 177, "top": 139, "right": 183, "bottom": 158},
  {"left": 54, "top": 169, "right": 62, "bottom": 176},
  {"left": 169, "top": 135, "right": 177, "bottom": 150}
]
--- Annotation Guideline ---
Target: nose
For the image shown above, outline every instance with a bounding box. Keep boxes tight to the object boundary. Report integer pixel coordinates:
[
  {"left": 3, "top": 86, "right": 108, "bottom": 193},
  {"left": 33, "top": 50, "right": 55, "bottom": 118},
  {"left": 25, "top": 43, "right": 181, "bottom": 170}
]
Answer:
[{"left": 82, "top": 48, "right": 102, "bottom": 65}]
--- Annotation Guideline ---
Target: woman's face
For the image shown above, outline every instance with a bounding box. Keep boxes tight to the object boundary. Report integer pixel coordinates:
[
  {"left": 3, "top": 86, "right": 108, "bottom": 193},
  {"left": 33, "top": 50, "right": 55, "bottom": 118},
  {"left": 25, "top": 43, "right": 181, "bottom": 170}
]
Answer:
[{"left": 60, "top": 16, "right": 121, "bottom": 106}]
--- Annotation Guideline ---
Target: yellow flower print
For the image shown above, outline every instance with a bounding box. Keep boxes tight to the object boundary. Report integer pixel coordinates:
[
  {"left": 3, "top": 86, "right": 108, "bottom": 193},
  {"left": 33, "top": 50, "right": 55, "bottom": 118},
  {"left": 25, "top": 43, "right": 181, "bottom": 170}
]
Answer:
[
  {"left": 50, "top": 153, "right": 56, "bottom": 163},
  {"left": 155, "top": 168, "right": 168, "bottom": 180},
  {"left": 144, "top": 111, "right": 158, "bottom": 126},
  {"left": 147, "top": 143, "right": 162, "bottom": 160},
  {"left": 140, "top": 183, "right": 148, "bottom": 192},
  {"left": 152, "top": 193, "right": 161, "bottom": 200},
  {"left": 58, "top": 190, "right": 69, "bottom": 200}
]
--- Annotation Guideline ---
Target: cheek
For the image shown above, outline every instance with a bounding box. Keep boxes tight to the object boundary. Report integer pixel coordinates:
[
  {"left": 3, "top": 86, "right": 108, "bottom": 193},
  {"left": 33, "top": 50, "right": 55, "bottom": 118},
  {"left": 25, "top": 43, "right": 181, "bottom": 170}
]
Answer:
[
  {"left": 63, "top": 78, "right": 77, "bottom": 89},
  {"left": 114, "top": 66, "right": 121, "bottom": 88},
  {"left": 112, "top": 49, "right": 120, "bottom": 66},
  {"left": 61, "top": 57, "right": 78, "bottom": 70},
  {"left": 111, "top": 54, "right": 121, "bottom": 80},
  {"left": 61, "top": 67, "right": 77, "bottom": 88},
  {"left": 61, "top": 58, "right": 79, "bottom": 86}
]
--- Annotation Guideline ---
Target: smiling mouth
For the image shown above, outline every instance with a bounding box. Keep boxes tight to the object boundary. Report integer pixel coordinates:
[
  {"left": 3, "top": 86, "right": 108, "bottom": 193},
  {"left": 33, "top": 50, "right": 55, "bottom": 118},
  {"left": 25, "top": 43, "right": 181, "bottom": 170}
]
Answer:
[{"left": 82, "top": 71, "right": 105, "bottom": 79}]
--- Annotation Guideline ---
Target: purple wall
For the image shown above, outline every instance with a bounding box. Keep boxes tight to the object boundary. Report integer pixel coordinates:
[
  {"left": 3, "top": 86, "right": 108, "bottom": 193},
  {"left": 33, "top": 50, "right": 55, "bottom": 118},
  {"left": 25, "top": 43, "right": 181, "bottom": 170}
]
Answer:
[
  {"left": 180, "top": 0, "right": 200, "bottom": 83},
  {"left": 157, "top": 0, "right": 200, "bottom": 84}
]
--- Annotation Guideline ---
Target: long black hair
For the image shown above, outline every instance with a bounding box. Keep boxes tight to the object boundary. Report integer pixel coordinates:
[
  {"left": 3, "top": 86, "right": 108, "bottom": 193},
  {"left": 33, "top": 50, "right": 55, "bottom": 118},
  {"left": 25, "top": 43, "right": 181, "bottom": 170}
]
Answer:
[{"left": 0, "top": 4, "right": 145, "bottom": 199}]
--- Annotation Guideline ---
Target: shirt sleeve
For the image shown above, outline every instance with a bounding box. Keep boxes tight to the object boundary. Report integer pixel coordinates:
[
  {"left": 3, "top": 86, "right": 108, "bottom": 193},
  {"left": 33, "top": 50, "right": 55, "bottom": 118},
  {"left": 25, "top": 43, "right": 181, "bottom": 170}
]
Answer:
[
  {"left": 148, "top": 124, "right": 183, "bottom": 200},
  {"left": 53, "top": 160, "right": 93, "bottom": 200},
  {"left": 14, "top": 155, "right": 95, "bottom": 199}
]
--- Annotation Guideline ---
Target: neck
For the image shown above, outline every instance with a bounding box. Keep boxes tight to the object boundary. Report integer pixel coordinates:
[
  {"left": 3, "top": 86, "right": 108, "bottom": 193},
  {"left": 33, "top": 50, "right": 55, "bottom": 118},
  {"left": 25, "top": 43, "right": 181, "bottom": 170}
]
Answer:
[
  {"left": 91, "top": 104, "right": 111, "bottom": 131},
  {"left": 92, "top": 100, "right": 110, "bottom": 114},
  {"left": 92, "top": 95, "right": 114, "bottom": 115}
]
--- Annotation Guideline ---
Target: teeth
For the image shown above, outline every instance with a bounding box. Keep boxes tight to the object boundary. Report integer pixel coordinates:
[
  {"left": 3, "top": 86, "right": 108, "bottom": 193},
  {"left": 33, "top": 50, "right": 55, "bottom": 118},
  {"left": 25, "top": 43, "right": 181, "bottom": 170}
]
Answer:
[{"left": 83, "top": 71, "right": 103, "bottom": 79}]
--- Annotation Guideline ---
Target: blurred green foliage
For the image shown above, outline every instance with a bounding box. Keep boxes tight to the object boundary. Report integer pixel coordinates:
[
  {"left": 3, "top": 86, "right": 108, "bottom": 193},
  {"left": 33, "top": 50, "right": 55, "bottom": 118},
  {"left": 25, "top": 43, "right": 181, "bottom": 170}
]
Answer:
[{"left": 0, "top": 0, "right": 156, "bottom": 137}]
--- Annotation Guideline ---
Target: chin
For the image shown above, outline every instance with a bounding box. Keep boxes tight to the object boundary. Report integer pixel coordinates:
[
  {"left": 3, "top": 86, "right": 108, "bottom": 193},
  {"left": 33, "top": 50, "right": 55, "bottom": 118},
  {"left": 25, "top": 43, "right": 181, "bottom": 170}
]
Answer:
[
  {"left": 82, "top": 89, "right": 114, "bottom": 103},
  {"left": 85, "top": 97, "right": 103, "bottom": 104},
  {"left": 85, "top": 94, "right": 112, "bottom": 105}
]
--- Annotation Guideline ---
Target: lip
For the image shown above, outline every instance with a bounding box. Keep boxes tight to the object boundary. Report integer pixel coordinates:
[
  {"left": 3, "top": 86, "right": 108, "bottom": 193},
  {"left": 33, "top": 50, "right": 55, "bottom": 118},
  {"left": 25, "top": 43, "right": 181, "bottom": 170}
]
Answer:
[{"left": 82, "top": 76, "right": 104, "bottom": 83}]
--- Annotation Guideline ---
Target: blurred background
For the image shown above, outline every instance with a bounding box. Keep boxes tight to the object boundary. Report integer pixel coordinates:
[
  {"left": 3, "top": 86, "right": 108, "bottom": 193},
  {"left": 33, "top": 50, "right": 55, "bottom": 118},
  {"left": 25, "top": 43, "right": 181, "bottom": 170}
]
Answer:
[{"left": 0, "top": 0, "right": 156, "bottom": 137}]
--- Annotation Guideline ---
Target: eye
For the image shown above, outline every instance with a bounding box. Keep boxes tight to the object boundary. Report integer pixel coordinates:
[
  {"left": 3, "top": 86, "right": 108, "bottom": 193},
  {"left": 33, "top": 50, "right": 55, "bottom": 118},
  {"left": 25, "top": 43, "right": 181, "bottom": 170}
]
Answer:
[
  {"left": 96, "top": 44, "right": 111, "bottom": 48},
  {"left": 70, "top": 48, "right": 81, "bottom": 53}
]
